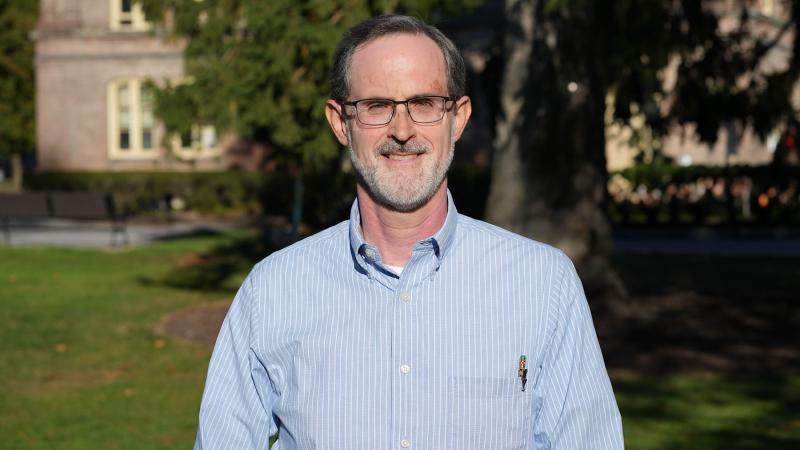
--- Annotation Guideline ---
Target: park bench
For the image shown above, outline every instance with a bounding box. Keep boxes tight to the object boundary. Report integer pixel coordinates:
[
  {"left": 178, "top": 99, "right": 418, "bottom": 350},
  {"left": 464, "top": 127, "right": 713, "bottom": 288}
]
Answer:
[
  {"left": 0, "top": 191, "right": 128, "bottom": 246},
  {"left": 0, "top": 192, "right": 50, "bottom": 245}
]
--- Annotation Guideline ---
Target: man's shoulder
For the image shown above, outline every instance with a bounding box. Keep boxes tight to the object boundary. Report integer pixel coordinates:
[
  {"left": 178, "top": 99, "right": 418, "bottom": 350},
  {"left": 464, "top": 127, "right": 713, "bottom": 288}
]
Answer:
[
  {"left": 456, "top": 213, "right": 569, "bottom": 262},
  {"left": 252, "top": 220, "right": 350, "bottom": 273},
  {"left": 454, "top": 214, "right": 581, "bottom": 306}
]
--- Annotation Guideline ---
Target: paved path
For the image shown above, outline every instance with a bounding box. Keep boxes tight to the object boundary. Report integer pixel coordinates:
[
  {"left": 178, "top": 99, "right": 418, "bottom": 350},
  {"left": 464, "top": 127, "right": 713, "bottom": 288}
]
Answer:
[
  {"left": 1, "top": 218, "right": 243, "bottom": 248},
  {"left": 613, "top": 226, "right": 800, "bottom": 256}
]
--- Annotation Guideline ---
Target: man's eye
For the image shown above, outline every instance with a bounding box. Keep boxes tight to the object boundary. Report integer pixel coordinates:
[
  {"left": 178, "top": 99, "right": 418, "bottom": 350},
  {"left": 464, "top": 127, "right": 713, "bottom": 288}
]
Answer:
[
  {"left": 411, "top": 98, "right": 435, "bottom": 108},
  {"left": 363, "top": 101, "right": 391, "bottom": 111}
]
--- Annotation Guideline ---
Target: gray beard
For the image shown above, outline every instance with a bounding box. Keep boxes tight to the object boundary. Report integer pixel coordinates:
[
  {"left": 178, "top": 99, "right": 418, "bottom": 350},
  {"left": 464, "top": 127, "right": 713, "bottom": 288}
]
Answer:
[{"left": 347, "top": 126, "right": 455, "bottom": 212}]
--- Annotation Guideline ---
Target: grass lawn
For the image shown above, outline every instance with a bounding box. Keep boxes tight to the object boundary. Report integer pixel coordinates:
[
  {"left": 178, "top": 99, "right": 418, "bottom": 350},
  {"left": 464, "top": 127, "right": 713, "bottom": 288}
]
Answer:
[
  {"left": 0, "top": 232, "right": 249, "bottom": 450},
  {"left": 1, "top": 231, "right": 798, "bottom": 449},
  {"left": 615, "top": 375, "right": 800, "bottom": 449},
  {"left": 609, "top": 252, "right": 800, "bottom": 450}
]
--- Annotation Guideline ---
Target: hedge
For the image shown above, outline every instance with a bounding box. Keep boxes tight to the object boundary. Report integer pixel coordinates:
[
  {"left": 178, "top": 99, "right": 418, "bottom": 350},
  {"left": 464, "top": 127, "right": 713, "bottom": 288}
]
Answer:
[
  {"left": 610, "top": 163, "right": 800, "bottom": 225},
  {"left": 27, "top": 163, "right": 795, "bottom": 227},
  {"left": 25, "top": 171, "right": 266, "bottom": 215}
]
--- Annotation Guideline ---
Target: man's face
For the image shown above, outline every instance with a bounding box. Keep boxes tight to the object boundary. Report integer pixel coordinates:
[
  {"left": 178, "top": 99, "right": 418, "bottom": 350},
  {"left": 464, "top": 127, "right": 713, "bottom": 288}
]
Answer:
[{"left": 326, "top": 33, "right": 471, "bottom": 212}]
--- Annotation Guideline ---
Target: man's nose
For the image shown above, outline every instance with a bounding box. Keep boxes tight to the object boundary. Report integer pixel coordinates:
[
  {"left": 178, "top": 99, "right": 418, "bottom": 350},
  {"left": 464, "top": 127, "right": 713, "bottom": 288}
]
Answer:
[{"left": 388, "top": 103, "right": 416, "bottom": 143}]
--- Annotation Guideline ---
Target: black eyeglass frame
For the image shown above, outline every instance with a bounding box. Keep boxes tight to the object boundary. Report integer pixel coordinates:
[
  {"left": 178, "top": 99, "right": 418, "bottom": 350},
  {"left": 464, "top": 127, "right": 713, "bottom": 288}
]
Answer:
[{"left": 340, "top": 95, "right": 459, "bottom": 126}]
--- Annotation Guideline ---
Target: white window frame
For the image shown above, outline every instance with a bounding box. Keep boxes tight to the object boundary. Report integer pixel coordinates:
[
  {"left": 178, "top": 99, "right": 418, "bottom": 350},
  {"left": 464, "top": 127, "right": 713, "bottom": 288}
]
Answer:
[
  {"left": 171, "top": 124, "right": 222, "bottom": 160},
  {"left": 107, "top": 78, "right": 158, "bottom": 160},
  {"left": 109, "top": 0, "right": 150, "bottom": 32}
]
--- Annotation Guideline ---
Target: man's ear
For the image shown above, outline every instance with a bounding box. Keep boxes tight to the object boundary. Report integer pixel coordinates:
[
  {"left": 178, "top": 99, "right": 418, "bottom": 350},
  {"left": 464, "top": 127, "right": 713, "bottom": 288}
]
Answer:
[
  {"left": 451, "top": 96, "right": 472, "bottom": 142},
  {"left": 325, "top": 100, "right": 349, "bottom": 146}
]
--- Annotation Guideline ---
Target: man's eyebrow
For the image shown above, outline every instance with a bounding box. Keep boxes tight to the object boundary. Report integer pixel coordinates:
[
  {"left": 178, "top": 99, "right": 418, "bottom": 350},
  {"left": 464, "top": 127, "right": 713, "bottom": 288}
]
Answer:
[
  {"left": 357, "top": 93, "right": 448, "bottom": 101},
  {"left": 408, "top": 92, "right": 449, "bottom": 99}
]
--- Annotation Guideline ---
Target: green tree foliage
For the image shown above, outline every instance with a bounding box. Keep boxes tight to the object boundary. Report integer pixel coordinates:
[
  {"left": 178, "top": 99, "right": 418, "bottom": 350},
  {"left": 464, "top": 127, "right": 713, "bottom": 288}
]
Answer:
[
  {"left": 0, "top": 0, "right": 37, "bottom": 159},
  {"left": 139, "top": 0, "right": 482, "bottom": 169}
]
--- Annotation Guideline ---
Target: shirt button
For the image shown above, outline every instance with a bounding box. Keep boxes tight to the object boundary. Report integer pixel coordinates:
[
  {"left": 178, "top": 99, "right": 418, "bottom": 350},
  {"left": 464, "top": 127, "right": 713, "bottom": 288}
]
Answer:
[
  {"left": 400, "top": 439, "right": 411, "bottom": 448},
  {"left": 399, "top": 292, "right": 411, "bottom": 302},
  {"left": 400, "top": 364, "right": 411, "bottom": 374}
]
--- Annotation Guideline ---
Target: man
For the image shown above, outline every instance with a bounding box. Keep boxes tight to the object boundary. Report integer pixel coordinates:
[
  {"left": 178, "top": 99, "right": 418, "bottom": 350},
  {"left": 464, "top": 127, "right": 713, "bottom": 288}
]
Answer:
[{"left": 195, "top": 14, "right": 623, "bottom": 450}]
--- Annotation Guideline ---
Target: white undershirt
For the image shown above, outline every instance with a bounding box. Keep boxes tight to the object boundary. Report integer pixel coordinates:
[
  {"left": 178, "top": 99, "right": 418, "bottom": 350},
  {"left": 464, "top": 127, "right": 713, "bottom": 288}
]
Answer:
[{"left": 385, "top": 264, "right": 404, "bottom": 275}]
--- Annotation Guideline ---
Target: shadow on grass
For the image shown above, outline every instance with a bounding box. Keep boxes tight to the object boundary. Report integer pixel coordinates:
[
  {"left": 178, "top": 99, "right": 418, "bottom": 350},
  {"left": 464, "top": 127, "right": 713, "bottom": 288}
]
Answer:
[
  {"left": 140, "top": 226, "right": 285, "bottom": 292},
  {"left": 604, "top": 252, "right": 800, "bottom": 448},
  {"left": 599, "top": 253, "right": 800, "bottom": 375},
  {"left": 149, "top": 227, "right": 229, "bottom": 241},
  {"left": 611, "top": 253, "right": 800, "bottom": 301}
]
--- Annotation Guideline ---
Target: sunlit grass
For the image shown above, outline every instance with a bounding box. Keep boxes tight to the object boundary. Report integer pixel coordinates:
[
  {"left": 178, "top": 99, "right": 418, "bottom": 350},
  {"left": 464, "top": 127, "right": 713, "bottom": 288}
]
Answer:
[{"left": 0, "top": 234, "right": 247, "bottom": 450}]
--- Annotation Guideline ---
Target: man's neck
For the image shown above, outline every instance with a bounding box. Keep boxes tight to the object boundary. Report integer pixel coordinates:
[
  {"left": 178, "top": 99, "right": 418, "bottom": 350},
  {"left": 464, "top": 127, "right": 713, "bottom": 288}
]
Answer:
[{"left": 357, "top": 183, "right": 448, "bottom": 267}]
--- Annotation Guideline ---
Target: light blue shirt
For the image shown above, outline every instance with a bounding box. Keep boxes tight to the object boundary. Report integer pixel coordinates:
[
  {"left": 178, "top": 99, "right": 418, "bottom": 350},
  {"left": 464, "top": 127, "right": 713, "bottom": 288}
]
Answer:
[{"left": 195, "top": 192, "right": 624, "bottom": 450}]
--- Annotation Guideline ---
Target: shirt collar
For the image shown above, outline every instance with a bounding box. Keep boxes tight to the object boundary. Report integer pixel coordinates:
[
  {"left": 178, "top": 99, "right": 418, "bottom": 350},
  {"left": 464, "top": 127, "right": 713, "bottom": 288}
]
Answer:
[{"left": 348, "top": 190, "right": 459, "bottom": 273}]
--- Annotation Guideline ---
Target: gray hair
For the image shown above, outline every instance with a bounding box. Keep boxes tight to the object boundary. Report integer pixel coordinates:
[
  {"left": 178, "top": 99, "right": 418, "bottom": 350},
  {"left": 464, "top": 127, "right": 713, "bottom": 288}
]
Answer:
[{"left": 330, "top": 14, "right": 466, "bottom": 102}]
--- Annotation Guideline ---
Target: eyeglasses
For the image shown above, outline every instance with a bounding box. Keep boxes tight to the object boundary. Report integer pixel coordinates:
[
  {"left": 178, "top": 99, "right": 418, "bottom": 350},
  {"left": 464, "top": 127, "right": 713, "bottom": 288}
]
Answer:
[{"left": 341, "top": 95, "right": 457, "bottom": 126}]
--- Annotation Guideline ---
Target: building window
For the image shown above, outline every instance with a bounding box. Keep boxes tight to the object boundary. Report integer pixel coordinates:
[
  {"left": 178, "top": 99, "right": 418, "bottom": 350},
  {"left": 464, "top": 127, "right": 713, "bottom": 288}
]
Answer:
[
  {"left": 171, "top": 125, "right": 220, "bottom": 160},
  {"left": 109, "top": 0, "right": 149, "bottom": 32},
  {"left": 108, "top": 79, "right": 220, "bottom": 161},
  {"left": 107, "top": 79, "right": 157, "bottom": 159}
]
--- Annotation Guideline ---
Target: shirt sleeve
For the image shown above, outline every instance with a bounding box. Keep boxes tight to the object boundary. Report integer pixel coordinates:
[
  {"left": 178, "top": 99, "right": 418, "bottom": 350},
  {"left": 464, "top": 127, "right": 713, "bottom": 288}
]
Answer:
[
  {"left": 195, "top": 272, "right": 277, "bottom": 450},
  {"left": 533, "top": 255, "right": 624, "bottom": 450}
]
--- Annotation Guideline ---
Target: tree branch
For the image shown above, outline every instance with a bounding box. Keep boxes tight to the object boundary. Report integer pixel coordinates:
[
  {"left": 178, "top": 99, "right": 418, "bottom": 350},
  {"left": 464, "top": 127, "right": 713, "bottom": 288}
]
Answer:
[{"left": 749, "top": 12, "right": 795, "bottom": 73}]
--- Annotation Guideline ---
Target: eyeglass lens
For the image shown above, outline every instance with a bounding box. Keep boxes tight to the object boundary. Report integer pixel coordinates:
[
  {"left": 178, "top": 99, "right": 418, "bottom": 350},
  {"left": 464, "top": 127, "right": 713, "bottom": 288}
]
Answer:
[{"left": 355, "top": 97, "right": 447, "bottom": 125}]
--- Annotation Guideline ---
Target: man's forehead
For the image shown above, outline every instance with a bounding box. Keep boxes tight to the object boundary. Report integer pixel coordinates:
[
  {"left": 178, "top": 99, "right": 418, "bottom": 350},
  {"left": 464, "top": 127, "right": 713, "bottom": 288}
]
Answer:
[
  {"left": 353, "top": 31, "right": 441, "bottom": 50},
  {"left": 347, "top": 33, "right": 448, "bottom": 97}
]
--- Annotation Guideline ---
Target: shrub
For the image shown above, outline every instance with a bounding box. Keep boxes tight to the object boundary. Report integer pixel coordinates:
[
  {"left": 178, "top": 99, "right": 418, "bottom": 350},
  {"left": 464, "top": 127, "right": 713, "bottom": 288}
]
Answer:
[
  {"left": 23, "top": 170, "right": 356, "bottom": 225},
  {"left": 25, "top": 171, "right": 266, "bottom": 215},
  {"left": 610, "top": 163, "right": 800, "bottom": 225}
]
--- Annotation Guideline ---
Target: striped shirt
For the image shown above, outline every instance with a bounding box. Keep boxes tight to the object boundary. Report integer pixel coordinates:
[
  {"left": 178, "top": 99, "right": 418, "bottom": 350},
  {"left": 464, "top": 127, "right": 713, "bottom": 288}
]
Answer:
[{"left": 195, "top": 192, "right": 624, "bottom": 450}]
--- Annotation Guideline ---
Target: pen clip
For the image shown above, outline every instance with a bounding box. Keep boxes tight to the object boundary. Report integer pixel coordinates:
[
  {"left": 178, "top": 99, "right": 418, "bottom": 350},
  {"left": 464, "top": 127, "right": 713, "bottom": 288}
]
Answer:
[{"left": 518, "top": 355, "right": 528, "bottom": 392}]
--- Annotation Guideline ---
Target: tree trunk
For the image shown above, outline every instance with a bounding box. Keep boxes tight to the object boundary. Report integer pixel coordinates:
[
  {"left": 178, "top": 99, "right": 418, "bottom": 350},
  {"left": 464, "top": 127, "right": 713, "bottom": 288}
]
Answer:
[
  {"left": 291, "top": 171, "right": 304, "bottom": 242},
  {"left": 487, "top": 0, "right": 626, "bottom": 304},
  {"left": 11, "top": 153, "right": 23, "bottom": 192}
]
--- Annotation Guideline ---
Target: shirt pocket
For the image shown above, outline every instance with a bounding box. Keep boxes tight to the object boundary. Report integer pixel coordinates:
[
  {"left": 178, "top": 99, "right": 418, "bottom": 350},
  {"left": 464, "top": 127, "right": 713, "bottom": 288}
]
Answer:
[{"left": 447, "top": 376, "right": 532, "bottom": 450}]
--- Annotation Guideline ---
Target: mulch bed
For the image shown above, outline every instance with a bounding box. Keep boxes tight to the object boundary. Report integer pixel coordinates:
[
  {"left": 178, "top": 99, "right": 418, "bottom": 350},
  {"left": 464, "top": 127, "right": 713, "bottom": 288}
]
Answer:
[{"left": 156, "top": 302, "right": 230, "bottom": 346}]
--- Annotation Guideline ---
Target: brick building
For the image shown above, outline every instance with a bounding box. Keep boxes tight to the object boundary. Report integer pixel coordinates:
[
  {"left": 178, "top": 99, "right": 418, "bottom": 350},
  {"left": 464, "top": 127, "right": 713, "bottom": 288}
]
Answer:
[{"left": 34, "top": 0, "right": 236, "bottom": 171}]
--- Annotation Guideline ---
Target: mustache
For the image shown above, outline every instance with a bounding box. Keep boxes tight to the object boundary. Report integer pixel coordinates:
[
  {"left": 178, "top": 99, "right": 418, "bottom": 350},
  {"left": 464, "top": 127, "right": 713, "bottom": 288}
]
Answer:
[{"left": 376, "top": 140, "right": 429, "bottom": 155}]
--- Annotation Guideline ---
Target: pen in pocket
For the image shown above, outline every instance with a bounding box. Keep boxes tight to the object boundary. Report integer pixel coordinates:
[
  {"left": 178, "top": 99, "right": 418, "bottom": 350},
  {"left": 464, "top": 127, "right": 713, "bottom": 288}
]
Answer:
[{"left": 518, "top": 355, "right": 528, "bottom": 392}]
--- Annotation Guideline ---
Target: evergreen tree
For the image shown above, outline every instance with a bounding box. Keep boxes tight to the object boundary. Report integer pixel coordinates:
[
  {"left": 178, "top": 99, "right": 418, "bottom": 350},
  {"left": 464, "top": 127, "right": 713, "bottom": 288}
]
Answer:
[
  {"left": 139, "top": 0, "right": 481, "bottom": 170},
  {"left": 0, "top": 0, "right": 38, "bottom": 161}
]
